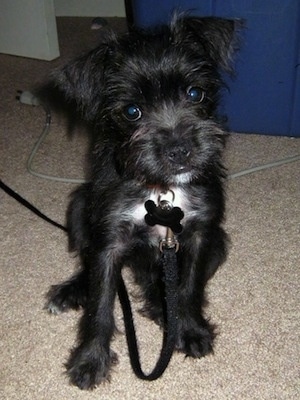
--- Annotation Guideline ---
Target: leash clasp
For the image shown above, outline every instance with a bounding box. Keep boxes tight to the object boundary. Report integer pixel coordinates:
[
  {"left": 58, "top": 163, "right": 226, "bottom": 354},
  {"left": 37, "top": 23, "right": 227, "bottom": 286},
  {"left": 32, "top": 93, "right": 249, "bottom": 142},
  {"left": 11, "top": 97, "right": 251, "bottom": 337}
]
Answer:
[{"left": 159, "top": 227, "right": 179, "bottom": 253}]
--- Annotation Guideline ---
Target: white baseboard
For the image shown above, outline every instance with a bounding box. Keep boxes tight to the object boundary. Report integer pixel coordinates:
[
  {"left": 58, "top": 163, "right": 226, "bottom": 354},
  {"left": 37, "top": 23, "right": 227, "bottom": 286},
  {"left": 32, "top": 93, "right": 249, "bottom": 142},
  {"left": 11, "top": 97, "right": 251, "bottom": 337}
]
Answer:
[{"left": 54, "top": 0, "right": 126, "bottom": 17}]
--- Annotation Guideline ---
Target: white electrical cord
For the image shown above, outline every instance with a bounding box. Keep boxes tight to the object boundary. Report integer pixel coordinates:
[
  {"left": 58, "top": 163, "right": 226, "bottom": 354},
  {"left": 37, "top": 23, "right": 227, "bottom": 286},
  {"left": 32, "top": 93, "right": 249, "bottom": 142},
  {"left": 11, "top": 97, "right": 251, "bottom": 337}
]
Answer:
[
  {"left": 26, "top": 113, "right": 86, "bottom": 183},
  {"left": 22, "top": 92, "right": 300, "bottom": 184},
  {"left": 228, "top": 154, "right": 300, "bottom": 179},
  {"left": 25, "top": 97, "right": 86, "bottom": 184}
]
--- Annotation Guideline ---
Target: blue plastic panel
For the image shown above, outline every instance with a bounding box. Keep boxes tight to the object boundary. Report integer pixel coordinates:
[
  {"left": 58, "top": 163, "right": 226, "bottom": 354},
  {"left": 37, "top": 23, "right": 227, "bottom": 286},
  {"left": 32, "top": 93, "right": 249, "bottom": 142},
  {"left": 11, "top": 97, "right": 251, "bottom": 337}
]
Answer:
[{"left": 129, "top": 0, "right": 300, "bottom": 136}]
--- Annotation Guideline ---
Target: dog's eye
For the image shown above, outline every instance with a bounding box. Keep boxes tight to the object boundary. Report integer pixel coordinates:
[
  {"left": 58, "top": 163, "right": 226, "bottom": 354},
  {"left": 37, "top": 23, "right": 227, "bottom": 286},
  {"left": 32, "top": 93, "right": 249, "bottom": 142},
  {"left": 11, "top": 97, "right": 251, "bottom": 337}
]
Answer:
[
  {"left": 186, "top": 87, "right": 205, "bottom": 103},
  {"left": 123, "top": 105, "right": 142, "bottom": 121}
]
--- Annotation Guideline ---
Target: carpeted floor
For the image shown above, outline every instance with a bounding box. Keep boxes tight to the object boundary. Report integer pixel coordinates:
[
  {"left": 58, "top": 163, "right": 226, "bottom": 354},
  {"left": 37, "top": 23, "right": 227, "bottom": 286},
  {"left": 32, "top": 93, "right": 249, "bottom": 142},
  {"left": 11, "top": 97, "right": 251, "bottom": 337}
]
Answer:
[{"left": 1, "top": 18, "right": 299, "bottom": 400}]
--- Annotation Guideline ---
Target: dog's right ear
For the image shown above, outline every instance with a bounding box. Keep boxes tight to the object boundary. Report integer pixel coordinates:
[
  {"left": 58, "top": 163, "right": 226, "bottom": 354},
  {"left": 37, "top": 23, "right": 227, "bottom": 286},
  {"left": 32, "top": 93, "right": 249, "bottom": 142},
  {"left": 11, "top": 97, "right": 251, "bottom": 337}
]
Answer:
[
  {"left": 52, "top": 32, "right": 118, "bottom": 121},
  {"left": 171, "top": 15, "right": 243, "bottom": 73}
]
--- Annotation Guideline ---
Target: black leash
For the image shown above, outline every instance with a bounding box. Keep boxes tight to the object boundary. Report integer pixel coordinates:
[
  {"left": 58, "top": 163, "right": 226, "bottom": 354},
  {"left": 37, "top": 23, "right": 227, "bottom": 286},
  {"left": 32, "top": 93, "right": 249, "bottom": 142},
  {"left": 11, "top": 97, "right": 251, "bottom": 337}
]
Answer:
[
  {"left": 0, "top": 179, "right": 67, "bottom": 232},
  {"left": 1, "top": 179, "right": 181, "bottom": 380},
  {"left": 118, "top": 247, "right": 178, "bottom": 380},
  {"left": 119, "top": 192, "right": 184, "bottom": 379}
]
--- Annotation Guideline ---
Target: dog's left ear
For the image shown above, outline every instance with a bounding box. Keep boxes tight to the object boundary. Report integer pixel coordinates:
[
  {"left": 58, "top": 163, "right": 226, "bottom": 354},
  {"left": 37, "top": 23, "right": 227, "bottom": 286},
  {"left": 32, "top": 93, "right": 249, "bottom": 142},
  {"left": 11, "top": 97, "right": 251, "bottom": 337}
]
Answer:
[
  {"left": 172, "top": 16, "right": 243, "bottom": 72},
  {"left": 51, "top": 31, "right": 119, "bottom": 121}
]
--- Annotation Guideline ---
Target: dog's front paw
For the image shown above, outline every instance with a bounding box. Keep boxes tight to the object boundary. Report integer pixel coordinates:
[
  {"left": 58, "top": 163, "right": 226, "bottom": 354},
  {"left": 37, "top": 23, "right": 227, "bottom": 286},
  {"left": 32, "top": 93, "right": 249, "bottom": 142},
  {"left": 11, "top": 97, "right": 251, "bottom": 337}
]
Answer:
[
  {"left": 176, "top": 320, "right": 215, "bottom": 358},
  {"left": 66, "top": 343, "right": 118, "bottom": 390}
]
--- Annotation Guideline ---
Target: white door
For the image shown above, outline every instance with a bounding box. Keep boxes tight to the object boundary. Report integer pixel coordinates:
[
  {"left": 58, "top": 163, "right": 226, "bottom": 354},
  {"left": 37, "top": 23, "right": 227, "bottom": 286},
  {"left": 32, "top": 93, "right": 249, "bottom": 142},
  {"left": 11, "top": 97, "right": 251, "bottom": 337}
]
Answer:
[{"left": 0, "top": 0, "right": 59, "bottom": 60}]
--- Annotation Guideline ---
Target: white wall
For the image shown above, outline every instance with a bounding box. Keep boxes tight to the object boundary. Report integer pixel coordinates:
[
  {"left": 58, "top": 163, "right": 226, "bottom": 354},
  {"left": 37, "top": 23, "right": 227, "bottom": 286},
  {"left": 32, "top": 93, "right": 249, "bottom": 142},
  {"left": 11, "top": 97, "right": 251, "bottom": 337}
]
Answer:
[
  {"left": 54, "top": 0, "right": 126, "bottom": 17},
  {"left": 0, "top": 0, "right": 59, "bottom": 60},
  {"left": 0, "top": 0, "right": 125, "bottom": 60}
]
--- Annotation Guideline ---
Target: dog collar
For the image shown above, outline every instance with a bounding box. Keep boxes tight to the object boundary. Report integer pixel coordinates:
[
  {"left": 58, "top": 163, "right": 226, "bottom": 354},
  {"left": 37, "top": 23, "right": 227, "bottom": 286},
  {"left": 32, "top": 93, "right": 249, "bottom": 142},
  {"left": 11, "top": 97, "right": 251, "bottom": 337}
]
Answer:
[{"left": 145, "top": 184, "right": 167, "bottom": 191}]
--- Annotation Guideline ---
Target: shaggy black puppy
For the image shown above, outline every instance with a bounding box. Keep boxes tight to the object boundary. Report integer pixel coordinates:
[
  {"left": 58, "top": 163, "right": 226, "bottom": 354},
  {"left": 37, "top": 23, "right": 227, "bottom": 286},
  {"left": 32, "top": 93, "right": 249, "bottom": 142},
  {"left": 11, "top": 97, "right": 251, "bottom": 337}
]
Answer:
[{"left": 46, "top": 16, "right": 239, "bottom": 389}]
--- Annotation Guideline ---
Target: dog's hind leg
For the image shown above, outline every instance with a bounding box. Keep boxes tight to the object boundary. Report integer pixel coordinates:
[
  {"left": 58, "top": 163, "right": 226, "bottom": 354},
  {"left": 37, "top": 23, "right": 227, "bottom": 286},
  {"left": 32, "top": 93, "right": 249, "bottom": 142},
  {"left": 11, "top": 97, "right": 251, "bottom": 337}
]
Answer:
[
  {"left": 45, "top": 269, "right": 88, "bottom": 314},
  {"left": 45, "top": 184, "right": 90, "bottom": 314}
]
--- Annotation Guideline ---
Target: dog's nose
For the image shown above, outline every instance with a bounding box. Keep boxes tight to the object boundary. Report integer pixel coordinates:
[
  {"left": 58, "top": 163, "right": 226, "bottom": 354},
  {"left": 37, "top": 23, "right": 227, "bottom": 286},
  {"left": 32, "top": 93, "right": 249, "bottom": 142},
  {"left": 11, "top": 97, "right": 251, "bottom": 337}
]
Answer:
[{"left": 167, "top": 144, "right": 191, "bottom": 165}]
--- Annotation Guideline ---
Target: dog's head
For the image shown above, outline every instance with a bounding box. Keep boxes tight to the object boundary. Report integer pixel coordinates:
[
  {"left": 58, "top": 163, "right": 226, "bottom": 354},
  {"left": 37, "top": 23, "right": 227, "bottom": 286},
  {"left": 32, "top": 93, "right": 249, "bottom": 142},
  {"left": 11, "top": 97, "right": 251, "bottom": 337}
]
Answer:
[{"left": 55, "top": 16, "right": 240, "bottom": 186}]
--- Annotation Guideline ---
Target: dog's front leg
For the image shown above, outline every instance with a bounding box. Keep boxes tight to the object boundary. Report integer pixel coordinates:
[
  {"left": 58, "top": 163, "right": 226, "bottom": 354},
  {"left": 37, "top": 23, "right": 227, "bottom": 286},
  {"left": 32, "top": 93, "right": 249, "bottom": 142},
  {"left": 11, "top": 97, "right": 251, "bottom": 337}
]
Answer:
[
  {"left": 176, "top": 227, "right": 227, "bottom": 358},
  {"left": 66, "top": 247, "right": 120, "bottom": 390}
]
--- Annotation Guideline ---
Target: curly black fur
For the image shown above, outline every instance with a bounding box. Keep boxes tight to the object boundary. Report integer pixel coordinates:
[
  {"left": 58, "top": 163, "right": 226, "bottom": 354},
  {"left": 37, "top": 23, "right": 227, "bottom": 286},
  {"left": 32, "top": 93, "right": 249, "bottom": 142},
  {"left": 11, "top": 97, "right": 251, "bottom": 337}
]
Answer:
[{"left": 46, "top": 16, "right": 239, "bottom": 390}]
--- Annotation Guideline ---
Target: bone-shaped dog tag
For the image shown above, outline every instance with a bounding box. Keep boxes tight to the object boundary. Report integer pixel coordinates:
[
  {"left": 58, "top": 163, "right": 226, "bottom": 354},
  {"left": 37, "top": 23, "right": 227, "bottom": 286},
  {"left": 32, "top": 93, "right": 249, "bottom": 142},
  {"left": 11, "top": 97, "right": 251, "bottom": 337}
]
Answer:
[{"left": 144, "top": 199, "right": 184, "bottom": 234}]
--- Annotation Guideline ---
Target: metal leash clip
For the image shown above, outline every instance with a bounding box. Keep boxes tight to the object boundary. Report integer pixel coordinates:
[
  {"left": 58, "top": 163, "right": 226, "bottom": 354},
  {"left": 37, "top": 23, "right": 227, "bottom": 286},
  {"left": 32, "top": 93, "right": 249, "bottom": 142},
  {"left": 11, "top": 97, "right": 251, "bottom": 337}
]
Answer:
[
  {"left": 159, "top": 227, "right": 180, "bottom": 253},
  {"left": 158, "top": 191, "right": 180, "bottom": 253}
]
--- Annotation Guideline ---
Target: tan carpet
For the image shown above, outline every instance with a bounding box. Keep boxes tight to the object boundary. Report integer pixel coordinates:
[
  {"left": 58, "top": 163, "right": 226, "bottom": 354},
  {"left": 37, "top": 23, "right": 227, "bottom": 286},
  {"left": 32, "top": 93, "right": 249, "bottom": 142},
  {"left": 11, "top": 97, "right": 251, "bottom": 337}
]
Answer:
[{"left": 1, "top": 18, "right": 299, "bottom": 400}]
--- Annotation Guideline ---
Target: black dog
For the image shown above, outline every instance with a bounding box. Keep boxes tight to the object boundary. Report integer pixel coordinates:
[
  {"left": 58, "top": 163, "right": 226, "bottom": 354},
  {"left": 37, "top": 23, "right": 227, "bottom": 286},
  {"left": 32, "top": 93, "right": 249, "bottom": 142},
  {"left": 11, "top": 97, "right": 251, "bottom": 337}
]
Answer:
[{"left": 46, "top": 16, "right": 239, "bottom": 390}]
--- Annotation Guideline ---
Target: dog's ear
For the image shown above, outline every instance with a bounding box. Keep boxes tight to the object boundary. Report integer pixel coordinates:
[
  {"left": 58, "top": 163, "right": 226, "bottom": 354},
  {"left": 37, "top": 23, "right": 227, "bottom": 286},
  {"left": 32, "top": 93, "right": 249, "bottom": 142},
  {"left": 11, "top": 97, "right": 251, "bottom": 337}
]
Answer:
[
  {"left": 172, "top": 16, "right": 242, "bottom": 72},
  {"left": 52, "top": 32, "right": 118, "bottom": 121}
]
